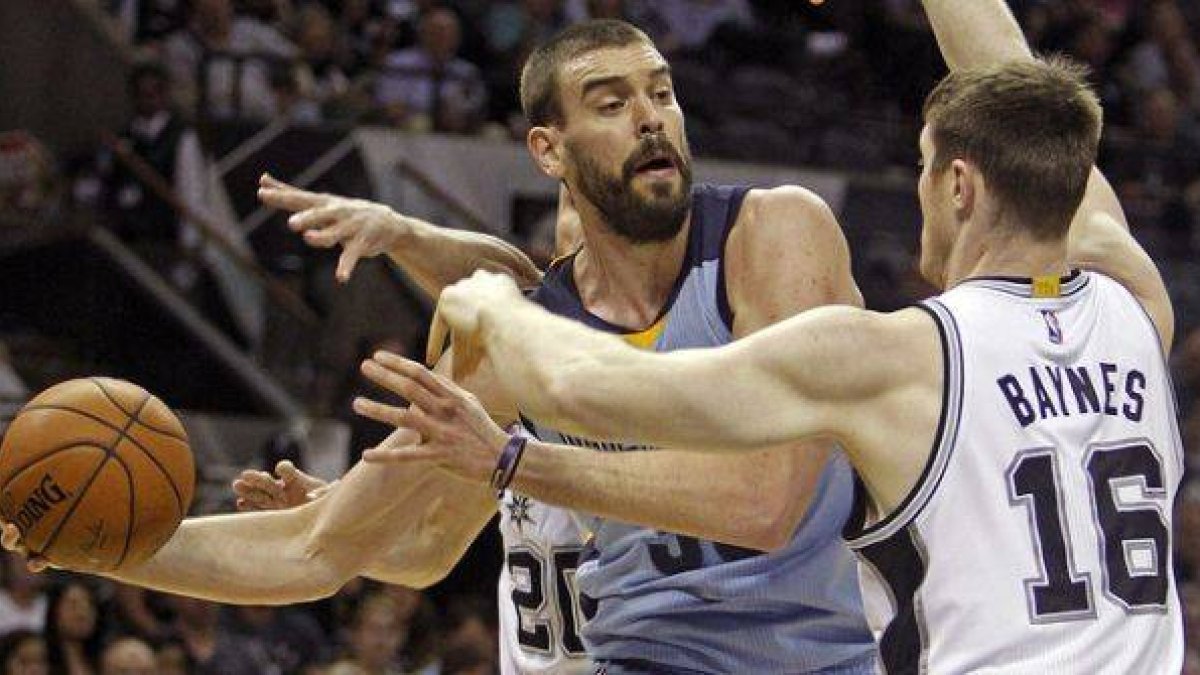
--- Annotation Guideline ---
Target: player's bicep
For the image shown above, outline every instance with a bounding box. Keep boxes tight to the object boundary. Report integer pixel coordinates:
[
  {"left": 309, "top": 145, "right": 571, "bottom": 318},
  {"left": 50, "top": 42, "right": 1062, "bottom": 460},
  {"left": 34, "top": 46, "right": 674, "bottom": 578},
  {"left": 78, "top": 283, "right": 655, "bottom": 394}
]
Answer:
[{"left": 637, "top": 307, "right": 888, "bottom": 452}]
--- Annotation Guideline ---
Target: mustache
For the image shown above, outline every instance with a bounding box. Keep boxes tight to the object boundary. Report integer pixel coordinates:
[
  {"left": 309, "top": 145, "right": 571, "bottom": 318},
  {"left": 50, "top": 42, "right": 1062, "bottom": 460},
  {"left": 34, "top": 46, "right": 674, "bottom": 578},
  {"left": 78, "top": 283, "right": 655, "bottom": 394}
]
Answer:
[{"left": 621, "top": 135, "right": 687, "bottom": 180}]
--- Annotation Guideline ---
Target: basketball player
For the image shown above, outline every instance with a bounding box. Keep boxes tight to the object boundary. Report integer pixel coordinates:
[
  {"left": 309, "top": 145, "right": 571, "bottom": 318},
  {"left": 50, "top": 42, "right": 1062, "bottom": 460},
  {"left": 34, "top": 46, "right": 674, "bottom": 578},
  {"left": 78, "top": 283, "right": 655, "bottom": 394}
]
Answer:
[
  {"left": 365, "top": 4, "right": 1184, "bottom": 672},
  {"left": 5, "top": 20, "right": 878, "bottom": 675},
  {"left": 249, "top": 20, "right": 879, "bottom": 674}
]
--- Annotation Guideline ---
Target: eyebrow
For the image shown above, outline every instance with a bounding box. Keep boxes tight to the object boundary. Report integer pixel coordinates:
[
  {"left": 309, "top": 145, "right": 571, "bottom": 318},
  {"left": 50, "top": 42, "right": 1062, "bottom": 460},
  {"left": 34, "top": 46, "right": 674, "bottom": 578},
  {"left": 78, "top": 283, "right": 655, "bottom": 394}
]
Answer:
[{"left": 580, "top": 65, "right": 672, "bottom": 99}]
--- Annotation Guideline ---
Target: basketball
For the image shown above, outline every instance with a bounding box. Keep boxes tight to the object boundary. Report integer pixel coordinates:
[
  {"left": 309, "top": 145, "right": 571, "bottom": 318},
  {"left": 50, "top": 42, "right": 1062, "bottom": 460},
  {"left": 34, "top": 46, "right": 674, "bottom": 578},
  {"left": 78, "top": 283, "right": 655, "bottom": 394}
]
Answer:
[{"left": 0, "top": 378, "right": 194, "bottom": 571}]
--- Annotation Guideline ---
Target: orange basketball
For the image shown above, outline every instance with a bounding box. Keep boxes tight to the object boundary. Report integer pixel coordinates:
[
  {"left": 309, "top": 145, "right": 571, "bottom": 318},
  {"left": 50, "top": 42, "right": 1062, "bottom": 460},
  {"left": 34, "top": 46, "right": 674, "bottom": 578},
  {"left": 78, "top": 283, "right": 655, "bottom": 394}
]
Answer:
[{"left": 0, "top": 378, "right": 194, "bottom": 571}]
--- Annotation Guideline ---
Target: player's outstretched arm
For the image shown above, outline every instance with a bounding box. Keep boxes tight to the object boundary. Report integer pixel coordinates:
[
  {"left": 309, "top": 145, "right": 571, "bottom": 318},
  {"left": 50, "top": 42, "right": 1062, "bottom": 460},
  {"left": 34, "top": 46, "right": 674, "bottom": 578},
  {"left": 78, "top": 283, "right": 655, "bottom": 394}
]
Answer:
[
  {"left": 921, "top": 0, "right": 1174, "bottom": 349},
  {"left": 258, "top": 174, "right": 543, "bottom": 295},
  {"left": 357, "top": 351, "right": 821, "bottom": 550},
  {"left": 2, "top": 429, "right": 494, "bottom": 604},
  {"left": 920, "top": 0, "right": 1031, "bottom": 71},
  {"left": 415, "top": 271, "right": 904, "bottom": 452}
]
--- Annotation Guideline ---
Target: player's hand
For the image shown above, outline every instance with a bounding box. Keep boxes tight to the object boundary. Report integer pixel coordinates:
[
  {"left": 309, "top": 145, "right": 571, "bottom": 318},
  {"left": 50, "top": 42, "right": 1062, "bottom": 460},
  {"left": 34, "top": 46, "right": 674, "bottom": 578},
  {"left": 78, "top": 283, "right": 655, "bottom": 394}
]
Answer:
[
  {"left": 354, "top": 351, "right": 507, "bottom": 485},
  {"left": 427, "top": 270, "right": 524, "bottom": 377},
  {"left": 257, "top": 173, "right": 411, "bottom": 283},
  {"left": 232, "top": 460, "right": 331, "bottom": 511},
  {"left": 0, "top": 523, "right": 52, "bottom": 573}
]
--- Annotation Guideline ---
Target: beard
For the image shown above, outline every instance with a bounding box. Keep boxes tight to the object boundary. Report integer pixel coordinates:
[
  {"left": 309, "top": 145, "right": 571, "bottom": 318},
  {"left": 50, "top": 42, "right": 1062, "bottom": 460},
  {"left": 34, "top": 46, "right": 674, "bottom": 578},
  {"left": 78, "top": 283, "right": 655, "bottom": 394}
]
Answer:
[{"left": 568, "top": 133, "right": 694, "bottom": 243}]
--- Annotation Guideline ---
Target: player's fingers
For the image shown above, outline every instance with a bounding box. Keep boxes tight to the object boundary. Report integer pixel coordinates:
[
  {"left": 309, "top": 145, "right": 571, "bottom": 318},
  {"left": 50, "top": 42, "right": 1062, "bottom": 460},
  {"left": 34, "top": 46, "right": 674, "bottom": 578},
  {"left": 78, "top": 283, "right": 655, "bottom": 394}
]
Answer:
[
  {"left": 289, "top": 203, "right": 347, "bottom": 232},
  {"left": 373, "top": 351, "right": 452, "bottom": 399},
  {"left": 361, "top": 444, "right": 439, "bottom": 464},
  {"left": 301, "top": 221, "right": 356, "bottom": 249},
  {"left": 0, "top": 523, "right": 23, "bottom": 553},
  {"left": 335, "top": 245, "right": 363, "bottom": 283},
  {"left": 427, "top": 307, "right": 450, "bottom": 366},
  {"left": 258, "top": 187, "right": 322, "bottom": 213},
  {"left": 233, "top": 470, "right": 283, "bottom": 497},
  {"left": 352, "top": 398, "right": 431, "bottom": 437},
  {"left": 360, "top": 358, "right": 445, "bottom": 414}
]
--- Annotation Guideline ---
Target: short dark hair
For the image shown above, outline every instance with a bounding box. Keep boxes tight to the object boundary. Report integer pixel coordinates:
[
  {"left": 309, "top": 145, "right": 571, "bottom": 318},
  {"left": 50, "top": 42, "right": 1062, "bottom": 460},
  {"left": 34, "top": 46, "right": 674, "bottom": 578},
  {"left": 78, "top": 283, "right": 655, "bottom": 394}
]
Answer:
[
  {"left": 520, "top": 19, "right": 652, "bottom": 126},
  {"left": 923, "top": 57, "right": 1102, "bottom": 240}
]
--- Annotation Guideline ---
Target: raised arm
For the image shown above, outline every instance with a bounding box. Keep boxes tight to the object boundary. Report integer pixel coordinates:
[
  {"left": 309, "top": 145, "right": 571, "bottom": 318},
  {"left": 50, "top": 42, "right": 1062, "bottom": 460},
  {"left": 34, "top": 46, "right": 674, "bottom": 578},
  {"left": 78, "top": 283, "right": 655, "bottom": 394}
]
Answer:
[
  {"left": 258, "top": 174, "right": 543, "bottom": 296},
  {"left": 921, "top": 0, "right": 1174, "bottom": 349}
]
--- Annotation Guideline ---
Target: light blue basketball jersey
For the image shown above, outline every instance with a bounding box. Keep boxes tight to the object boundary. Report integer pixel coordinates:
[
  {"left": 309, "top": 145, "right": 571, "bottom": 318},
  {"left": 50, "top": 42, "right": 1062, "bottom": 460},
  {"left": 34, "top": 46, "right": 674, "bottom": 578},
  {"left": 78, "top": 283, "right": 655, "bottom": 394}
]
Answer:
[{"left": 522, "top": 184, "right": 876, "bottom": 673}]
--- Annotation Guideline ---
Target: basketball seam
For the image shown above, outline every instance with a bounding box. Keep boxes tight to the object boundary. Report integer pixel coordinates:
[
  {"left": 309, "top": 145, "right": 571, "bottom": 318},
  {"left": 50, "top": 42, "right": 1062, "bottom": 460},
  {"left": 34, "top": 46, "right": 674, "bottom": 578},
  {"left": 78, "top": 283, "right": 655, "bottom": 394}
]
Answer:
[
  {"left": 0, "top": 442, "right": 110, "bottom": 499},
  {"left": 40, "top": 393, "right": 151, "bottom": 560},
  {"left": 87, "top": 379, "right": 188, "bottom": 443},
  {"left": 106, "top": 452, "right": 136, "bottom": 569},
  {"left": 18, "top": 405, "right": 186, "bottom": 513}
]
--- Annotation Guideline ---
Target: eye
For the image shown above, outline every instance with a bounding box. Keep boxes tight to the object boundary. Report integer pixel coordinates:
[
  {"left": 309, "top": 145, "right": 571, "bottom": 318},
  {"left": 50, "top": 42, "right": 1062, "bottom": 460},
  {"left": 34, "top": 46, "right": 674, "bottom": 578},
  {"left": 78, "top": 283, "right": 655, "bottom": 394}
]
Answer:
[
  {"left": 599, "top": 98, "right": 626, "bottom": 114},
  {"left": 654, "top": 87, "right": 674, "bottom": 103}
]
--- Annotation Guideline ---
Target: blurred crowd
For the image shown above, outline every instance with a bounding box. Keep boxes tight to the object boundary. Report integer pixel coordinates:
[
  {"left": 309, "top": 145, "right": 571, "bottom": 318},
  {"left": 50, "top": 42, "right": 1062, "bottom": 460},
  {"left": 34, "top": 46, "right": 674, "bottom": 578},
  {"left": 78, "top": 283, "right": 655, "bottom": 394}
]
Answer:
[{"left": 0, "top": 552, "right": 497, "bottom": 675}]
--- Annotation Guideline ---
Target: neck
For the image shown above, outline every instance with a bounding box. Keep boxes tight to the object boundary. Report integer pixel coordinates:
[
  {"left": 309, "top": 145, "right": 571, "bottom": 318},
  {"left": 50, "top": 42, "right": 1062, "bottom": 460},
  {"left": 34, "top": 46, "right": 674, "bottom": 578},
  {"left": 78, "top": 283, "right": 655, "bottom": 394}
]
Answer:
[
  {"left": 944, "top": 222, "right": 1070, "bottom": 288},
  {"left": 573, "top": 201, "right": 691, "bottom": 329}
]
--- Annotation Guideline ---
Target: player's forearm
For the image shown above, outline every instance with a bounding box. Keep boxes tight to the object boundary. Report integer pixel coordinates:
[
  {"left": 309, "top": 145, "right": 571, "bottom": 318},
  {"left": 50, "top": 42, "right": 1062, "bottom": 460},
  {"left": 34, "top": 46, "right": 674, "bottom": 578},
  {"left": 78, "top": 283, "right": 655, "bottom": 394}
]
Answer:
[
  {"left": 511, "top": 441, "right": 816, "bottom": 550},
  {"left": 361, "top": 474, "right": 496, "bottom": 589},
  {"left": 392, "top": 220, "right": 542, "bottom": 298},
  {"left": 921, "top": 0, "right": 1032, "bottom": 71},
  {"left": 106, "top": 505, "right": 356, "bottom": 605}
]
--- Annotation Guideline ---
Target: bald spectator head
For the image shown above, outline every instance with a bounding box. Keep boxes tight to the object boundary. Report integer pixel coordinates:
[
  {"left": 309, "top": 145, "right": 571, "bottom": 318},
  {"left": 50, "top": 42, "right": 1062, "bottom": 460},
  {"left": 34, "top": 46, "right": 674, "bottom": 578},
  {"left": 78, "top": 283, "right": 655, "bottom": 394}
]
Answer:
[
  {"left": 419, "top": 8, "right": 462, "bottom": 64},
  {"left": 100, "top": 638, "right": 156, "bottom": 675}
]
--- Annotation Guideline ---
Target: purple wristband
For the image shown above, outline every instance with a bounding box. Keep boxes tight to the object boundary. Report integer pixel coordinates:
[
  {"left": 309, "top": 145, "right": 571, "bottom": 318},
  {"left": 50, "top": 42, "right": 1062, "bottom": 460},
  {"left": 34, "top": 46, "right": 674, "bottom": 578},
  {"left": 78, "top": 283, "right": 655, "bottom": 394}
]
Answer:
[{"left": 490, "top": 434, "right": 528, "bottom": 496}]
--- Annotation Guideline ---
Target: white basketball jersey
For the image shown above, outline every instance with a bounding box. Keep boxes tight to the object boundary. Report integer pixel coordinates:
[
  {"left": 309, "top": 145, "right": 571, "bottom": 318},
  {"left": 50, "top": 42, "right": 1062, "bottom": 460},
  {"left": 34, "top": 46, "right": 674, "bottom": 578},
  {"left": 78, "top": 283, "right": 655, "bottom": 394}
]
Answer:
[
  {"left": 496, "top": 429, "right": 593, "bottom": 674},
  {"left": 845, "top": 271, "right": 1184, "bottom": 674}
]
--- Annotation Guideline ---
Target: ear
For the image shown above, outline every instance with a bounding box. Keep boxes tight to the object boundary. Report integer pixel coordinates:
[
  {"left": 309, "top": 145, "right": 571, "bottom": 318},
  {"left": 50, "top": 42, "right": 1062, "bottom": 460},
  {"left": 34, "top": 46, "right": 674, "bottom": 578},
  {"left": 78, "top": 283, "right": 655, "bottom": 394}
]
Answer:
[
  {"left": 950, "top": 158, "right": 975, "bottom": 222},
  {"left": 527, "top": 126, "right": 565, "bottom": 180}
]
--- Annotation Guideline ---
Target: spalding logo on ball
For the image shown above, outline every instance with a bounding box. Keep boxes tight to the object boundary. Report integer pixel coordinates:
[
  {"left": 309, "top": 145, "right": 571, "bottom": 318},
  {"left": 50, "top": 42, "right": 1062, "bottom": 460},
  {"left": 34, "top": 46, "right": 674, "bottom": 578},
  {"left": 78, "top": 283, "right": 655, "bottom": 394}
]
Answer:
[{"left": 0, "top": 378, "right": 195, "bottom": 571}]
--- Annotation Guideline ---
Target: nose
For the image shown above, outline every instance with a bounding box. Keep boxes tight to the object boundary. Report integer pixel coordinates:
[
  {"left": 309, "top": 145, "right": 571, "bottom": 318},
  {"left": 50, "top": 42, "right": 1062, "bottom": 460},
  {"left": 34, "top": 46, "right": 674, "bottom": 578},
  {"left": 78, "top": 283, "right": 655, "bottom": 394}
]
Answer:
[{"left": 632, "top": 94, "right": 664, "bottom": 137}]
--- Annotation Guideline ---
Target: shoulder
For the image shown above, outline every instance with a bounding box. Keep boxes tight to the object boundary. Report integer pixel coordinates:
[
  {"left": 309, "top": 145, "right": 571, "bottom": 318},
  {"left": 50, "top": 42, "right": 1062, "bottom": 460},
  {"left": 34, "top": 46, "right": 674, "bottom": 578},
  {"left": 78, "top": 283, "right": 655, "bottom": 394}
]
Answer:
[
  {"left": 723, "top": 185, "right": 860, "bottom": 332},
  {"left": 728, "top": 186, "right": 847, "bottom": 266}
]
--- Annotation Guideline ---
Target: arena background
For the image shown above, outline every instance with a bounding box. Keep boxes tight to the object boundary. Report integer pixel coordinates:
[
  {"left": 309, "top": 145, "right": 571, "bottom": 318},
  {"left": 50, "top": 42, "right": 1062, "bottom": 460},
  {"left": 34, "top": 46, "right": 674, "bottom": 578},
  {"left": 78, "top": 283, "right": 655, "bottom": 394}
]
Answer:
[{"left": 0, "top": 0, "right": 1198, "bottom": 673}]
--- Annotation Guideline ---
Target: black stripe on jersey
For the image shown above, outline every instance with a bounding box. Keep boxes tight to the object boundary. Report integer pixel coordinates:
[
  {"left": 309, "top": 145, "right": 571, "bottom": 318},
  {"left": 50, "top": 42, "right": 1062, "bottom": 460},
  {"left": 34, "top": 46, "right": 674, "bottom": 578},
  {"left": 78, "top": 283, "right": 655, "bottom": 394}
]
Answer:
[
  {"left": 844, "top": 300, "right": 963, "bottom": 545},
  {"left": 960, "top": 269, "right": 1091, "bottom": 298},
  {"left": 856, "top": 525, "right": 929, "bottom": 674}
]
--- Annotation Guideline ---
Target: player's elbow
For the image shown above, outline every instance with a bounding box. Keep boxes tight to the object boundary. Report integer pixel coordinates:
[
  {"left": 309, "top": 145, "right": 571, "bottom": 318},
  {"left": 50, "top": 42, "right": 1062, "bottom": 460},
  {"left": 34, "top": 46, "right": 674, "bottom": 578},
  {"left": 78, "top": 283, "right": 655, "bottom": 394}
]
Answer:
[{"left": 293, "top": 525, "right": 369, "bottom": 601}]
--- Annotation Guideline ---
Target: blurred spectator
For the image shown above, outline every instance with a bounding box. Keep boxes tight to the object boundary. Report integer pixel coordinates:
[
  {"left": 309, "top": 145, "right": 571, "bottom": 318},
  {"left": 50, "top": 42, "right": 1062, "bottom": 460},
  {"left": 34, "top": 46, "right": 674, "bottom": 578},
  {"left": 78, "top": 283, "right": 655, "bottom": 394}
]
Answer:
[
  {"left": 228, "top": 605, "right": 328, "bottom": 675},
  {"left": 97, "top": 638, "right": 155, "bottom": 675},
  {"left": 342, "top": 592, "right": 414, "bottom": 675},
  {"left": 379, "top": 587, "right": 438, "bottom": 675},
  {"left": 375, "top": 7, "right": 487, "bottom": 133},
  {"left": 0, "top": 629, "right": 48, "bottom": 675},
  {"left": 109, "top": 585, "right": 170, "bottom": 644},
  {"left": 291, "top": 4, "right": 357, "bottom": 120},
  {"left": 165, "top": 596, "right": 273, "bottom": 675},
  {"left": 564, "top": 0, "right": 635, "bottom": 22},
  {"left": 0, "top": 553, "right": 47, "bottom": 636},
  {"left": 153, "top": 640, "right": 192, "bottom": 675},
  {"left": 482, "top": 0, "right": 569, "bottom": 124},
  {"left": 102, "top": 63, "right": 206, "bottom": 250},
  {"left": 43, "top": 581, "right": 103, "bottom": 675},
  {"left": 483, "top": 0, "right": 570, "bottom": 61},
  {"left": 1103, "top": 87, "right": 1200, "bottom": 247},
  {"left": 438, "top": 596, "right": 495, "bottom": 675},
  {"left": 162, "top": 0, "right": 297, "bottom": 119},
  {"left": 105, "top": 0, "right": 185, "bottom": 44},
  {"left": 637, "top": 0, "right": 756, "bottom": 57},
  {"left": 0, "top": 132, "right": 61, "bottom": 218},
  {"left": 1119, "top": 0, "right": 1200, "bottom": 107}
]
